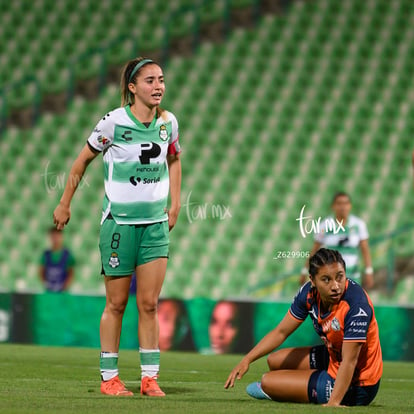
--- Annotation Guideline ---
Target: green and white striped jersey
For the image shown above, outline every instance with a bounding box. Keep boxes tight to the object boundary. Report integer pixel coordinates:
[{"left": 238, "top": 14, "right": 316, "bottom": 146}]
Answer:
[
  {"left": 87, "top": 105, "right": 181, "bottom": 225},
  {"left": 314, "top": 214, "right": 369, "bottom": 275}
]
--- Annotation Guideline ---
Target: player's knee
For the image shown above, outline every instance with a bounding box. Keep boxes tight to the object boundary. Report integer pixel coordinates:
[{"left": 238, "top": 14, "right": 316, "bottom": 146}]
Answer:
[
  {"left": 261, "top": 372, "right": 272, "bottom": 394},
  {"left": 137, "top": 297, "right": 157, "bottom": 316},
  {"left": 267, "top": 351, "right": 280, "bottom": 370},
  {"left": 267, "top": 353, "right": 274, "bottom": 369},
  {"left": 106, "top": 297, "right": 128, "bottom": 316}
]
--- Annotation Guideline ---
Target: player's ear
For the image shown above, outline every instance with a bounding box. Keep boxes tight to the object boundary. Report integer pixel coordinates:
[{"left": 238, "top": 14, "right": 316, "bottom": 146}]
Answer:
[
  {"left": 309, "top": 275, "right": 316, "bottom": 288},
  {"left": 128, "top": 82, "right": 136, "bottom": 94}
]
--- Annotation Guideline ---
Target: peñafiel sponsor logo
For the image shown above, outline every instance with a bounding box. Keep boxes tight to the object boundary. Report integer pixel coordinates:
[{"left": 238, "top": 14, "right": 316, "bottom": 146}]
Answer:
[{"left": 136, "top": 166, "right": 160, "bottom": 172}]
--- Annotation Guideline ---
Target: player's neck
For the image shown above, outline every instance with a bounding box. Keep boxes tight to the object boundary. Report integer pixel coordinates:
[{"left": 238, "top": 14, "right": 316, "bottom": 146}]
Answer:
[
  {"left": 130, "top": 101, "right": 157, "bottom": 124},
  {"left": 335, "top": 215, "right": 347, "bottom": 226},
  {"left": 320, "top": 299, "right": 333, "bottom": 314}
]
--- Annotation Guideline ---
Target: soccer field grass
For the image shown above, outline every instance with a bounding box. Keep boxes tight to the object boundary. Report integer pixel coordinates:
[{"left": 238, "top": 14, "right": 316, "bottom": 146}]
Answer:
[{"left": 0, "top": 344, "right": 413, "bottom": 414}]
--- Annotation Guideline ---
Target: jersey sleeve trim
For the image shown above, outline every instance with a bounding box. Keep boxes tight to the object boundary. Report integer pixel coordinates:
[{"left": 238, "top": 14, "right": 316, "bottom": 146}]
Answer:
[
  {"left": 87, "top": 140, "right": 102, "bottom": 153},
  {"left": 288, "top": 309, "right": 306, "bottom": 322},
  {"left": 167, "top": 136, "right": 181, "bottom": 155},
  {"left": 343, "top": 337, "right": 367, "bottom": 342}
]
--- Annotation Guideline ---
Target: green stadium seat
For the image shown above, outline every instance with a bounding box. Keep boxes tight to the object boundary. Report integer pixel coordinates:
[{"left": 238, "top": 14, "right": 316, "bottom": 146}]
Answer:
[{"left": 1, "top": 0, "right": 413, "bottom": 302}]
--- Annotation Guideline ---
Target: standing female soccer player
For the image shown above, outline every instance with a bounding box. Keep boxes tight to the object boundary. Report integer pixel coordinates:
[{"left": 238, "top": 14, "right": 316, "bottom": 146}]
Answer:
[
  {"left": 225, "top": 249, "right": 382, "bottom": 407},
  {"left": 53, "top": 57, "right": 182, "bottom": 397},
  {"left": 300, "top": 192, "right": 374, "bottom": 289}
]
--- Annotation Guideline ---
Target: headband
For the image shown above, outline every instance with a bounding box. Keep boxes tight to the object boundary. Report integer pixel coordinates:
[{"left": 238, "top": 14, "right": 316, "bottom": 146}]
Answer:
[{"left": 128, "top": 59, "right": 154, "bottom": 83}]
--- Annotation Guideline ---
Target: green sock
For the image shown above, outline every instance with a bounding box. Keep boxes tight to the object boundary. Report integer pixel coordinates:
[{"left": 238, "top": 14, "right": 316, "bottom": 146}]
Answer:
[
  {"left": 140, "top": 348, "right": 160, "bottom": 379},
  {"left": 100, "top": 352, "right": 118, "bottom": 381}
]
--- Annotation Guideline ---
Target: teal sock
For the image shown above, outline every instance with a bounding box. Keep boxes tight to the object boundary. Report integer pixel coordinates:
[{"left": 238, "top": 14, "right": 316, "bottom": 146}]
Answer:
[
  {"left": 140, "top": 348, "right": 160, "bottom": 379},
  {"left": 100, "top": 352, "right": 118, "bottom": 381}
]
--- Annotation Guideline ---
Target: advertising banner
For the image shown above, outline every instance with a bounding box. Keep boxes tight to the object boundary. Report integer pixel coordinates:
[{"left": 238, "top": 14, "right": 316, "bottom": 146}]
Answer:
[{"left": 6, "top": 293, "right": 414, "bottom": 361}]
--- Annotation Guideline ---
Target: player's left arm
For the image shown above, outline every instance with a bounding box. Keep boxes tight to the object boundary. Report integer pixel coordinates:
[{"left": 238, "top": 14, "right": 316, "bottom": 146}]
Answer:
[
  {"left": 359, "top": 239, "right": 374, "bottom": 289},
  {"left": 324, "top": 341, "right": 363, "bottom": 407},
  {"left": 167, "top": 153, "right": 181, "bottom": 231}
]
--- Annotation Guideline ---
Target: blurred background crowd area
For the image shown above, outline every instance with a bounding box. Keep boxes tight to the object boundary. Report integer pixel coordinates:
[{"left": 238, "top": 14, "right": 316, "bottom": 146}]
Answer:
[{"left": 0, "top": 0, "right": 413, "bottom": 303}]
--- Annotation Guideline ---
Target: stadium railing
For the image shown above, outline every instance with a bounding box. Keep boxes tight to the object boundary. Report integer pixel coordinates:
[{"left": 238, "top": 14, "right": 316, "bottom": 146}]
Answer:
[{"left": 247, "top": 223, "right": 414, "bottom": 299}]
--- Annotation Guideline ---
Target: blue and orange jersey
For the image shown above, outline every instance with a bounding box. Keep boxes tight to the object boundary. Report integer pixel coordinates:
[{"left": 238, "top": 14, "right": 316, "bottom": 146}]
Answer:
[{"left": 289, "top": 279, "right": 383, "bottom": 386}]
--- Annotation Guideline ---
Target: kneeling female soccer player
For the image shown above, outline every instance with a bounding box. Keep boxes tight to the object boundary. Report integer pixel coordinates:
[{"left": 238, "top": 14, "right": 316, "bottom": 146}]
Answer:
[{"left": 225, "top": 248, "right": 382, "bottom": 407}]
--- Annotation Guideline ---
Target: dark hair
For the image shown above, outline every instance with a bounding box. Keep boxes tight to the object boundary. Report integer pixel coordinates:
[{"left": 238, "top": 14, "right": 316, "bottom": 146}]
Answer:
[
  {"left": 120, "top": 56, "right": 160, "bottom": 106},
  {"left": 332, "top": 191, "right": 351, "bottom": 204},
  {"left": 158, "top": 299, "right": 195, "bottom": 351},
  {"left": 210, "top": 301, "right": 254, "bottom": 353},
  {"left": 309, "top": 248, "right": 346, "bottom": 278}
]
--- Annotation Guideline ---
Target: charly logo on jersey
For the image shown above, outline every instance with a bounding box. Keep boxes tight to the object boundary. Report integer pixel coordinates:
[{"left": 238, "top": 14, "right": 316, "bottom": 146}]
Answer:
[
  {"left": 109, "top": 252, "right": 120, "bottom": 268},
  {"left": 121, "top": 130, "right": 132, "bottom": 141},
  {"left": 159, "top": 125, "right": 169, "bottom": 141}
]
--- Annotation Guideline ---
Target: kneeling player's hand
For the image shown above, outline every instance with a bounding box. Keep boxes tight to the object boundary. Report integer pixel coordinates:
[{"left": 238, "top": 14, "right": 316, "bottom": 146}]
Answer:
[
  {"left": 224, "top": 359, "right": 249, "bottom": 389},
  {"left": 322, "top": 402, "right": 346, "bottom": 408}
]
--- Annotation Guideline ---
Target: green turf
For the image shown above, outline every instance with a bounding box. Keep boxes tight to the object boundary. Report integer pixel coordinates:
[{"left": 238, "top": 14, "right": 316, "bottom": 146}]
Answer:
[{"left": 0, "top": 344, "right": 413, "bottom": 414}]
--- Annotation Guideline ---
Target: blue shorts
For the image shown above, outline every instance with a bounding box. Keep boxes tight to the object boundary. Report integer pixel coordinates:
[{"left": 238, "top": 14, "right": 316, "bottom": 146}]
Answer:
[{"left": 307, "top": 345, "right": 380, "bottom": 406}]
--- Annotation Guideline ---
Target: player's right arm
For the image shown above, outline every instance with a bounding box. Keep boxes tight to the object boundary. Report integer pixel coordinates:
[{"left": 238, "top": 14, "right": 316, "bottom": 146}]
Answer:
[
  {"left": 224, "top": 313, "right": 302, "bottom": 389},
  {"left": 53, "top": 144, "right": 99, "bottom": 230}
]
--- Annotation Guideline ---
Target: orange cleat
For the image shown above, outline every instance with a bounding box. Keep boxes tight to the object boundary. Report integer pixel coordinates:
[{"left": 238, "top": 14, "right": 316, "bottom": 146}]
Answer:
[
  {"left": 101, "top": 376, "right": 134, "bottom": 396},
  {"left": 141, "top": 376, "right": 166, "bottom": 397}
]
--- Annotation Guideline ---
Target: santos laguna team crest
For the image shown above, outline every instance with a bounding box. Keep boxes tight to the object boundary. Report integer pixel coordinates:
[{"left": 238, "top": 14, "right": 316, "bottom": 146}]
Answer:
[
  {"left": 159, "top": 124, "right": 168, "bottom": 141},
  {"left": 109, "top": 252, "right": 120, "bottom": 268}
]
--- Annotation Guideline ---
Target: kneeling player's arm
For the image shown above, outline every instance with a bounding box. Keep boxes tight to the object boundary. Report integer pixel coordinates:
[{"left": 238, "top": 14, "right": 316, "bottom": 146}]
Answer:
[
  {"left": 224, "top": 314, "right": 302, "bottom": 389},
  {"left": 326, "top": 342, "right": 363, "bottom": 406},
  {"left": 244, "top": 313, "right": 302, "bottom": 364}
]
